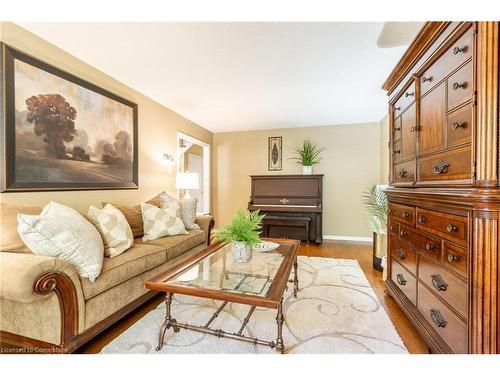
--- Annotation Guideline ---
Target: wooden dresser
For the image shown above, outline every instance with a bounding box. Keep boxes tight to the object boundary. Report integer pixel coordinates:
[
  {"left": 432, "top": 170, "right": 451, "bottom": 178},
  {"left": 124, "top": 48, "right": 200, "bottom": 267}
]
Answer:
[{"left": 383, "top": 22, "right": 499, "bottom": 353}]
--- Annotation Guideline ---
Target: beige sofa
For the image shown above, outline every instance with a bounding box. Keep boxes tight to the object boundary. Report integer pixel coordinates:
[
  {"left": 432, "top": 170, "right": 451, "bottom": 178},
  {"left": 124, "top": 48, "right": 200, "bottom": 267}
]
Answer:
[{"left": 0, "top": 205, "right": 214, "bottom": 353}]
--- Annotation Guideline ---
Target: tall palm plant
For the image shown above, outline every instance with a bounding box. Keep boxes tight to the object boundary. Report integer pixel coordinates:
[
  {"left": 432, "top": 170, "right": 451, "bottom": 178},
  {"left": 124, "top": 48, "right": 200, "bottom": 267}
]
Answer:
[{"left": 362, "top": 185, "right": 388, "bottom": 235}]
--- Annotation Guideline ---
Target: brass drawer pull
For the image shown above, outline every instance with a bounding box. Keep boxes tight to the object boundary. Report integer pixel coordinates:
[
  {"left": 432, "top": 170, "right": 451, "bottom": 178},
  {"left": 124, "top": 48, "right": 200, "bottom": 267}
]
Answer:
[
  {"left": 447, "top": 254, "right": 460, "bottom": 263},
  {"left": 410, "top": 125, "right": 420, "bottom": 132},
  {"left": 433, "top": 160, "right": 449, "bottom": 174},
  {"left": 452, "top": 122, "right": 465, "bottom": 130},
  {"left": 393, "top": 150, "right": 401, "bottom": 155},
  {"left": 422, "top": 76, "right": 432, "bottom": 83},
  {"left": 453, "top": 46, "right": 466, "bottom": 55},
  {"left": 400, "top": 230, "right": 408, "bottom": 237},
  {"left": 401, "top": 212, "right": 410, "bottom": 219},
  {"left": 418, "top": 216, "right": 427, "bottom": 224},
  {"left": 390, "top": 224, "right": 397, "bottom": 231},
  {"left": 425, "top": 243, "right": 435, "bottom": 251},
  {"left": 430, "top": 309, "right": 447, "bottom": 328},
  {"left": 279, "top": 198, "right": 290, "bottom": 204},
  {"left": 396, "top": 273, "right": 407, "bottom": 286},
  {"left": 405, "top": 91, "right": 414, "bottom": 97},
  {"left": 446, "top": 223, "right": 458, "bottom": 233},
  {"left": 431, "top": 274, "right": 448, "bottom": 291},
  {"left": 397, "top": 249, "right": 406, "bottom": 260},
  {"left": 452, "top": 82, "right": 466, "bottom": 90},
  {"left": 398, "top": 169, "right": 407, "bottom": 178}
]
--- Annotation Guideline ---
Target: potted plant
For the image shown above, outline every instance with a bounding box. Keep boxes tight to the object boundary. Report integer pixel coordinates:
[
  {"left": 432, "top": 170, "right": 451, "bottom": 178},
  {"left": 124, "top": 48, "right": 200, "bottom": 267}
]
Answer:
[
  {"left": 212, "top": 210, "right": 264, "bottom": 262},
  {"left": 362, "top": 185, "right": 388, "bottom": 272},
  {"left": 292, "top": 140, "right": 324, "bottom": 175}
]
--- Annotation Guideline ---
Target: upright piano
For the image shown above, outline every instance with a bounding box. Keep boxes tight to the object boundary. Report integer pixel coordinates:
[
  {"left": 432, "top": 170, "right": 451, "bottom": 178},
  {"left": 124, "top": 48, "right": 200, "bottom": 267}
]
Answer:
[{"left": 248, "top": 175, "right": 323, "bottom": 244}]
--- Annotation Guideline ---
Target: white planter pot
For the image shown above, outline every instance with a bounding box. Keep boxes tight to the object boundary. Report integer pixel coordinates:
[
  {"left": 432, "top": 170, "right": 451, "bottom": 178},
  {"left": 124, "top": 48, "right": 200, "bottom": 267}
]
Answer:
[
  {"left": 231, "top": 241, "right": 253, "bottom": 263},
  {"left": 302, "top": 166, "right": 313, "bottom": 175}
]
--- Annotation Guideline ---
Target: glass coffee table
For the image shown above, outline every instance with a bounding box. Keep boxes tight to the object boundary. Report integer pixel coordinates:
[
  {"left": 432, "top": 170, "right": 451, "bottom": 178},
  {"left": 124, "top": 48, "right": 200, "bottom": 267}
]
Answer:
[{"left": 144, "top": 238, "right": 300, "bottom": 353}]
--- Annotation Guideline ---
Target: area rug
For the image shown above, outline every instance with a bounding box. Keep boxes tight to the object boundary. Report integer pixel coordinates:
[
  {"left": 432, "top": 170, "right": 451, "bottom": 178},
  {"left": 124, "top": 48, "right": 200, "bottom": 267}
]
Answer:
[{"left": 101, "top": 257, "right": 407, "bottom": 354}]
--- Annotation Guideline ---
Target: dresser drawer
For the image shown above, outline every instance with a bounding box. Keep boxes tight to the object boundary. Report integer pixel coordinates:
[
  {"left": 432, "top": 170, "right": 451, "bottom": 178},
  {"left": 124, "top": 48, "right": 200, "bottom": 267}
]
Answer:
[
  {"left": 417, "top": 146, "right": 472, "bottom": 183},
  {"left": 393, "top": 160, "right": 415, "bottom": 184},
  {"left": 389, "top": 203, "right": 415, "bottom": 225},
  {"left": 447, "top": 61, "right": 473, "bottom": 111},
  {"left": 418, "top": 256, "right": 468, "bottom": 318},
  {"left": 416, "top": 208, "right": 469, "bottom": 247},
  {"left": 399, "top": 224, "right": 442, "bottom": 263},
  {"left": 388, "top": 220, "right": 399, "bottom": 236},
  {"left": 420, "top": 27, "right": 474, "bottom": 96},
  {"left": 391, "top": 260, "right": 417, "bottom": 306},
  {"left": 443, "top": 242, "right": 468, "bottom": 279},
  {"left": 447, "top": 103, "right": 472, "bottom": 148},
  {"left": 418, "top": 283, "right": 468, "bottom": 353},
  {"left": 393, "top": 81, "right": 416, "bottom": 115},
  {"left": 393, "top": 116, "right": 402, "bottom": 142},
  {"left": 393, "top": 140, "right": 402, "bottom": 164},
  {"left": 390, "top": 238, "right": 417, "bottom": 275}
]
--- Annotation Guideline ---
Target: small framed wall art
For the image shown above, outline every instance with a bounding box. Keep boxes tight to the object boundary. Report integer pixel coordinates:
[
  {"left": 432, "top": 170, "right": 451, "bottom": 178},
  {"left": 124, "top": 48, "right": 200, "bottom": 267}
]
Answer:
[{"left": 268, "top": 136, "right": 282, "bottom": 171}]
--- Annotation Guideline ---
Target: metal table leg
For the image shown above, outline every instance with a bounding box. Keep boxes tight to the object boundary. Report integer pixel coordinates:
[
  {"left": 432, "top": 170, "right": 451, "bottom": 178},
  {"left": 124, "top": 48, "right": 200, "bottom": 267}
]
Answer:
[
  {"left": 275, "top": 298, "right": 285, "bottom": 354},
  {"left": 156, "top": 292, "right": 179, "bottom": 351},
  {"left": 293, "top": 256, "right": 299, "bottom": 298}
]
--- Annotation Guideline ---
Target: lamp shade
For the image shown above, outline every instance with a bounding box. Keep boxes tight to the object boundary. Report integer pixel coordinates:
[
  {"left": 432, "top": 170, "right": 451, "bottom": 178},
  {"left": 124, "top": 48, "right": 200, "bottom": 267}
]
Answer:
[{"left": 175, "top": 172, "right": 199, "bottom": 190}]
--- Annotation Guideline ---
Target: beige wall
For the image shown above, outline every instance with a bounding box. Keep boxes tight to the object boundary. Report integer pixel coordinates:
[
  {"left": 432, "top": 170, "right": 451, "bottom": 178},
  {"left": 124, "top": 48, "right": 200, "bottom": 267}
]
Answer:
[
  {"left": 213, "top": 122, "right": 381, "bottom": 238},
  {"left": 379, "top": 115, "right": 390, "bottom": 184},
  {"left": 0, "top": 22, "right": 212, "bottom": 214}
]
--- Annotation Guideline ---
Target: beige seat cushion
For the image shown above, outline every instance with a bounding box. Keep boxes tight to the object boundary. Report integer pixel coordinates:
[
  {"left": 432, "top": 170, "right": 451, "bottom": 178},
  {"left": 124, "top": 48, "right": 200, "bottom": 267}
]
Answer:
[
  {"left": 136, "top": 229, "right": 205, "bottom": 261},
  {"left": 81, "top": 242, "right": 165, "bottom": 300}
]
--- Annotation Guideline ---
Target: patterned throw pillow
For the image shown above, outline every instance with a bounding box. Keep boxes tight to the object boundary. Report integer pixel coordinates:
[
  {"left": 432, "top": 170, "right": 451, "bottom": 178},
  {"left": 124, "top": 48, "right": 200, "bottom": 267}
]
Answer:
[
  {"left": 87, "top": 203, "right": 134, "bottom": 258},
  {"left": 102, "top": 193, "right": 162, "bottom": 238},
  {"left": 159, "top": 192, "right": 182, "bottom": 216},
  {"left": 17, "top": 201, "right": 104, "bottom": 282},
  {"left": 141, "top": 202, "right": 188, "bottom": 241},
  {"left": 160, "top": 193, "right": 200, "bottom": 230}
]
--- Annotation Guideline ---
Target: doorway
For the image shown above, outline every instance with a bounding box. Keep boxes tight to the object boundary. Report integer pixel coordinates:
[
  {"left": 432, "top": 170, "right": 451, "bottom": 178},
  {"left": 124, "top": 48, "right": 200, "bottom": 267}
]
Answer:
[{"left": 177, "top": 132, "right": 210, "bottom": 215}]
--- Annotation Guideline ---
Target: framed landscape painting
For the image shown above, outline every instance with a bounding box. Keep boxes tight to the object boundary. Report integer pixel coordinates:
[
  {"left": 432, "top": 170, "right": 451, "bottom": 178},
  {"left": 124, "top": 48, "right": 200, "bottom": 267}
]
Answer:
[{"left": 0, "top": 44, "right": 138, "bottom": 192}]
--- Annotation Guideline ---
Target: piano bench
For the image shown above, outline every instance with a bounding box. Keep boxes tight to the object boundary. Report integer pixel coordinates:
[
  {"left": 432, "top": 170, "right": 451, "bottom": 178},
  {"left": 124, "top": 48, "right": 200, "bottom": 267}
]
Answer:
[{"left": 262, "top": 216, "right": 311, "bottom": 243}]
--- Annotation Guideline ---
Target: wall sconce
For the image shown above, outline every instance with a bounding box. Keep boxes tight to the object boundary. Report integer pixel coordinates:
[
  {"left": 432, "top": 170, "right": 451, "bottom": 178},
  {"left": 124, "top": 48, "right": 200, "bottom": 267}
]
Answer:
[{"left": 162, "top": 153, "right": 175, "bottom": 173}]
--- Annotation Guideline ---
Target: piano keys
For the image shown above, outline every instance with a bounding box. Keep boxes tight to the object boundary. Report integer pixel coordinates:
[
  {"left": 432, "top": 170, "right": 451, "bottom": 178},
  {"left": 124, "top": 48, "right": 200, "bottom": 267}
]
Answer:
[{"left": 248, "top": 175, "right": 323, "bottom": 244}]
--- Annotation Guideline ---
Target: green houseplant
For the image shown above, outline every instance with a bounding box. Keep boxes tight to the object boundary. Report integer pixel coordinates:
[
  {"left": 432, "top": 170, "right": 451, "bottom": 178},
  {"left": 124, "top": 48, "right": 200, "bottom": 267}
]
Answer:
[
  {"left": 292, "top": 139, "right": 324, "bottom": 175},
  {"left": 212, "top": 210, "right": 264, "bottom": 262},
  {"left": 362, "top": 185, "right": 388, "bottom": 272}
]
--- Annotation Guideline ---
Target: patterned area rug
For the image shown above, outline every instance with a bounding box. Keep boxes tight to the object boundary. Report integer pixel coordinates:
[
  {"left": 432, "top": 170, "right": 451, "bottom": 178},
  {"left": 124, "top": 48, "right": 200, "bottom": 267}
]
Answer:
[{"left": 101, "top": 257, "right": 407, "bottom": 354}]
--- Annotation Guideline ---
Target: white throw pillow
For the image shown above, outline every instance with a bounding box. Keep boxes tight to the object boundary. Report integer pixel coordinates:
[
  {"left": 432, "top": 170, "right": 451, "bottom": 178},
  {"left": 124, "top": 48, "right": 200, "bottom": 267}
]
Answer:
[
  {"left": 87, "top": 203, "right": 134, "bottom": 258},
  {"left": 160, "top": 193, "right": 199, "bottom": 230},
  {"left": 141, "top": 202, "right": 188, "bottom": 241},
  {"left": 17, "top": 201, "right": 104, "bottom": 282}
]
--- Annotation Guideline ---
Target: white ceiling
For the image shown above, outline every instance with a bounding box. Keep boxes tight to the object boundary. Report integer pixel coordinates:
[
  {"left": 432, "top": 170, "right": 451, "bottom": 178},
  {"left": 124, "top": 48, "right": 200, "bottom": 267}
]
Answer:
[{"left": 19, "top": 22, "right": 421, "bottom": 133}]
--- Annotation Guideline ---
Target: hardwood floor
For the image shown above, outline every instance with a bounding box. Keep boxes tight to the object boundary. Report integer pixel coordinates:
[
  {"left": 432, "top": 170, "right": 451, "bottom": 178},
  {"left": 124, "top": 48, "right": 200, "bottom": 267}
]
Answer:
[{"left": 77, "top": 240, "right": 429, "bottom": 353}]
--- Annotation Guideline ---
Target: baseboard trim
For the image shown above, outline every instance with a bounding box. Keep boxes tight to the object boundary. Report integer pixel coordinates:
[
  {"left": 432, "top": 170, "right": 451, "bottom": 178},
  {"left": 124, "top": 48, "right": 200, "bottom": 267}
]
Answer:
[{"left": 323, "top": 235, "right": 373, "bottom": 242}]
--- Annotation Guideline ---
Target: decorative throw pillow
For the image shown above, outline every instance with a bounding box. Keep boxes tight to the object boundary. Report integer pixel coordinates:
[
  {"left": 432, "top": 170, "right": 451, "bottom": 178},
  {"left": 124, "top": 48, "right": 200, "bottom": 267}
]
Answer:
[
  {"left": 160, "top": 193, "right": 199, "bottom": 230},
  {"left": 104, "top": 193, "right": 162, "bottom": 238},
  {"left": 181, "top": 198, "right": 200, "bottom": 230},
  {"left": 17, "top": 201, "right": 104, "bottom": 282},
  {"left": 87, "top": 203, "right": 134, "bottom": 258},
  {"left": 141, "top": 202, "right": 188, "bottom": 241}
]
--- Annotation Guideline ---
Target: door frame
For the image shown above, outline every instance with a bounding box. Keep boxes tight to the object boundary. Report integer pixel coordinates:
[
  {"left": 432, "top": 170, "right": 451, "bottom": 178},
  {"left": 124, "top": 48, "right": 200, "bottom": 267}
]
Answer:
[{"left": 177, "top": 131, "right": 211, "bottom": 215}]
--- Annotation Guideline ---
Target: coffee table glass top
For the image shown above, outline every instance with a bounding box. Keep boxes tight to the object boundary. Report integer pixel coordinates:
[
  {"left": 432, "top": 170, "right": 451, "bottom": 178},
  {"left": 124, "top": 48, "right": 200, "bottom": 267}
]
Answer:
[{"left": 164, "top": 242, "right": 293, "bottom": 297}]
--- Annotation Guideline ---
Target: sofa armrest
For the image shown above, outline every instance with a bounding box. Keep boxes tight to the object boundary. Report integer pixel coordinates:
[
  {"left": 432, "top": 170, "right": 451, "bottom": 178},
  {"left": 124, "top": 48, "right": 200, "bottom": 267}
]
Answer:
[
  {"left": 0, "top": 252, "right": 86, "bottom": 345},
  {"left": 195, "top": 215, "right": 215, "bottom": 245}
]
